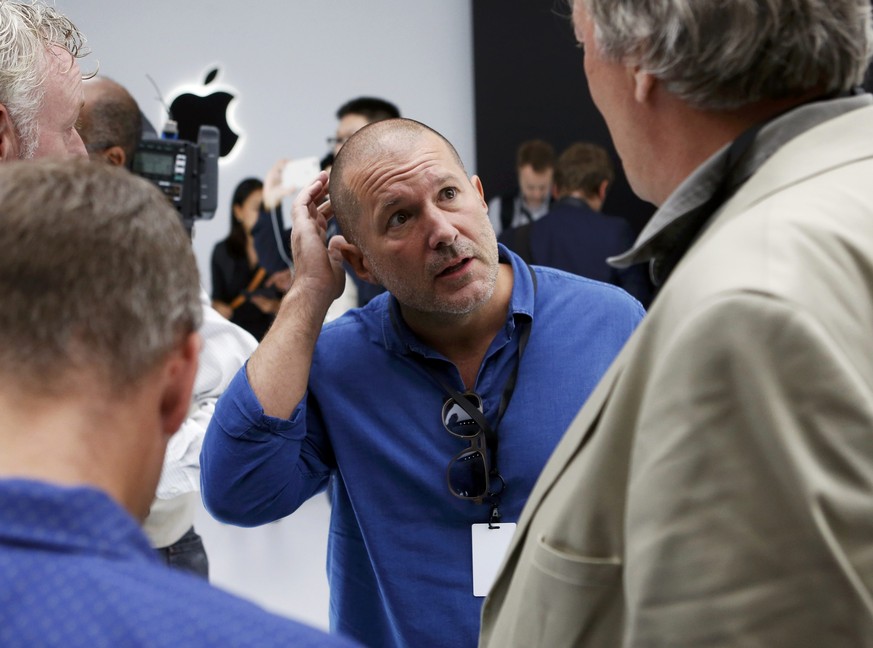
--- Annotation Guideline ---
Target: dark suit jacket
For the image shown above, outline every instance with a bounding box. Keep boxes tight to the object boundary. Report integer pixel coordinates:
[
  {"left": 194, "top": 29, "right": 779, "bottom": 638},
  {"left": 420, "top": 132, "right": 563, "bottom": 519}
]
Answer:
[{"left": 499, "top": 197, "right": 653, "bottom": 307}]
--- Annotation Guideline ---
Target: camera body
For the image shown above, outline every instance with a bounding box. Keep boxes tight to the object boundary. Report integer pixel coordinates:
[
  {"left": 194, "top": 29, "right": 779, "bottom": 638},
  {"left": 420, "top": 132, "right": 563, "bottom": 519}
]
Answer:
[{"left": 132, "top": 125, "right": 220, "bottom": 229}]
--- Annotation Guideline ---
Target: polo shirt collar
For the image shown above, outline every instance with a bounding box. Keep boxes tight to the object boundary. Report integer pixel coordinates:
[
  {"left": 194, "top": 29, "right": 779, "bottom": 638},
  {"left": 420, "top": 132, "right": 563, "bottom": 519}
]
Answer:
[{"left": 381, "top": 243, "right": 535, "bottom": 357}]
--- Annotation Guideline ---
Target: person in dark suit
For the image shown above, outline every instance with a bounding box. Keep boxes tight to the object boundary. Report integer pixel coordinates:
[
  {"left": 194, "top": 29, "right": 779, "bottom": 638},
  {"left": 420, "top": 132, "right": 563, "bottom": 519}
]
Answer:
[{"left": 499, "top": 142, "right": 653, "bottom": 307}]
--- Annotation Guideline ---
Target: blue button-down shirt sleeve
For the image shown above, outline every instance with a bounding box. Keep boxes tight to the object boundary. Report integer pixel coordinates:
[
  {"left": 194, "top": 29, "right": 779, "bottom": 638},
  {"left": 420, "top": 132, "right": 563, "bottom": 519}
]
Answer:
[{"left": 200, "top": 364, "right": 332, "bottom": 526}]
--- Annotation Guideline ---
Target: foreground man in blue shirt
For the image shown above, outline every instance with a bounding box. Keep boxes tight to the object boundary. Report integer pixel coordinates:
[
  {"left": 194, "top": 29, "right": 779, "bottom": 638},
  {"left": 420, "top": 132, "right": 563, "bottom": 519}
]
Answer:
[
  {"left": 200, "top": 118, "right": 644, "bottom": 648},
  {"left": 0, "top": 160, "right": 356, "bottom": 648}
]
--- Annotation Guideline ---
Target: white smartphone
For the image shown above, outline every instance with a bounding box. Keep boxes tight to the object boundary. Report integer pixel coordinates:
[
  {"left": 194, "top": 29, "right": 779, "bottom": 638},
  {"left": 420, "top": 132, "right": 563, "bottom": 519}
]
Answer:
[{"left": 281, "top": 156, "right": 321, "bottom": 190}]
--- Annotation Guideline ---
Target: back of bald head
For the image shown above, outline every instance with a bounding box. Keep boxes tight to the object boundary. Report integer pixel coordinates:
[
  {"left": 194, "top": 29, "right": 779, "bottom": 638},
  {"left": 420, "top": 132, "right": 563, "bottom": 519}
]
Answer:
[
  {"left": 80, "top": 76, "right": 142, "bottom": 167},
  {"left": 329, "top": 118, "right": 465, "bottom": 244}
]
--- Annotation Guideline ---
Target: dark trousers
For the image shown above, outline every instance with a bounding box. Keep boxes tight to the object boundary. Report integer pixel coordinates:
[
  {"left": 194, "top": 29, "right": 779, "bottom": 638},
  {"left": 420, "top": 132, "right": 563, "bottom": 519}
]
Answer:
[{"left": 156, "top": 526, "right": 209, "bottom": 579}]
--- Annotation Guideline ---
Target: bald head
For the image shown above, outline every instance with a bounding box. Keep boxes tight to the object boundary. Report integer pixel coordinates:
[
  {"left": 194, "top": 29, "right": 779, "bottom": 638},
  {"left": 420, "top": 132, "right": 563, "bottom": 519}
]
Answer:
[
  {"left": 79, "top": 76, "right": 142, "bottom": 167},
  {"left": 329, "top": 118, "right": 465, "bottom": 243}
]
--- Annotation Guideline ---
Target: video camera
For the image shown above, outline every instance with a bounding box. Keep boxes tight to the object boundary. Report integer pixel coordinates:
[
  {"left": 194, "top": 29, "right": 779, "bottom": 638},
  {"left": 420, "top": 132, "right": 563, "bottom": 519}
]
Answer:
[{"left": 132, "top": 124, "right": 220, "bottom": 230}]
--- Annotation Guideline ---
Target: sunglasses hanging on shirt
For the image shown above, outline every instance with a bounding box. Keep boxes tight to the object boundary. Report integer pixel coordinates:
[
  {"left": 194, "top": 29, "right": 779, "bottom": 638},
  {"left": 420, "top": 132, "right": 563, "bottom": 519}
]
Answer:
[
  {"left": 427, "top": 263, "right": 537, "bottom": 527},
  {"left": 389, "top": 261, "right": 537, "bottom": 527},
  {"left": 442, "top": 390, "right": 504, "bottom": 503}
]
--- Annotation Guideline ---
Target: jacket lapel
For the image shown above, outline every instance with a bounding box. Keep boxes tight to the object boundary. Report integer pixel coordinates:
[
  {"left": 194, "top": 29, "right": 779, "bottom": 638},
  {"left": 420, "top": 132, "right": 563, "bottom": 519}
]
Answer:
[{"left": 705, "top": 105, "right": 873, "bottom": 236}]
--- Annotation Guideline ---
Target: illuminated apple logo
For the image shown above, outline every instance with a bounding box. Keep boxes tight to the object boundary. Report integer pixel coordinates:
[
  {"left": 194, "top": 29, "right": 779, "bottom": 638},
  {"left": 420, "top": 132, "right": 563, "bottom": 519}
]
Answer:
[{"left": 169, "top": 67, "right": 239, "bottom": 157}]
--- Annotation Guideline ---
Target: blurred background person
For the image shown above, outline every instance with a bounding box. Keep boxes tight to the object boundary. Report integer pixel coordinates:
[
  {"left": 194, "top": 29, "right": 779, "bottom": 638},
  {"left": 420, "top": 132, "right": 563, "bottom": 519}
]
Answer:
[
  {"left": 78, "top": 77, "right": 142, "bottom": 167},
  {"left": 487, "top": 139, "right": 555, "bottom": 236},
  {"left": 326, "top": 96, "right": 403, "bottom": 163},
  {"left": 211, "top": 177, "right": 282, "bottom": 341},
  {"left": 499, "top": 141, "right": 653, "bottom": 307}
]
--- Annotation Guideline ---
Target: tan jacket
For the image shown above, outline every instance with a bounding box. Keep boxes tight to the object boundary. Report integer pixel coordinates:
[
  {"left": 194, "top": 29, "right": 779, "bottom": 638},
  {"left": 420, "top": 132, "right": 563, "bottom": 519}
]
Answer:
[{"left": 480, "top": 105, "right": 873, "bottom": 647}]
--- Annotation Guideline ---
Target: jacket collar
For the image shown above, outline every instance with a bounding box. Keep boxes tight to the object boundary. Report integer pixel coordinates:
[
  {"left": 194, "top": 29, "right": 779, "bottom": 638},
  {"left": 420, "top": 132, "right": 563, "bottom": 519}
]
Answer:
[{"left": 609, "top": 93, "right": 873, "bottom": 285}]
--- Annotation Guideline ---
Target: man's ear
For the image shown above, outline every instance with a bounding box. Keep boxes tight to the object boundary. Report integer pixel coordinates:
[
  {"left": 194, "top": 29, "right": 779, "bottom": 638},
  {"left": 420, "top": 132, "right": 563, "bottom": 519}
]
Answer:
[
  {"left": 159, "top": 332, "right": 201, "bottom": 438},
  {"left": 598, "top": 179, "right": 609, "bottom": 203},
  {"left": 0, "top": 104, "right": 21, "bottom": 161},
  {"left": 334, "top": 237, "right": 375, "bottom": 283},
  {"left": 471, "top": 175, "right": 486, "bottom": 205},
  {"left": 633, "top": 68, "right": 655, "bottom": 103},
  {"left": 102, "top": 145, "right": 126, "bottom": 168}
]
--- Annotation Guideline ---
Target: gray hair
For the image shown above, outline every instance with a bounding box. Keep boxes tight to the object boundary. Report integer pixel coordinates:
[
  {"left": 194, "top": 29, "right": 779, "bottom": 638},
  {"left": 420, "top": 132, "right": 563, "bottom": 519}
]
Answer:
[
  {"left": 0, "top": 159, "right": 202, "bottom": 395},
  {"left": 579, "top": 0, "right": 873, "bottom": 110},
  {"left": 0, "top": 1, "right": 89, "bottom": 158}
]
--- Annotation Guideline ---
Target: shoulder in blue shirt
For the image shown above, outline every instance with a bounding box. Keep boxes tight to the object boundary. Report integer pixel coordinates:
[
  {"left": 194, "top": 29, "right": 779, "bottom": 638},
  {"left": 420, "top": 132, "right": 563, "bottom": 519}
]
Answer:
[{"left": 0, "top": 479, "right": 357, "bottom": 648}]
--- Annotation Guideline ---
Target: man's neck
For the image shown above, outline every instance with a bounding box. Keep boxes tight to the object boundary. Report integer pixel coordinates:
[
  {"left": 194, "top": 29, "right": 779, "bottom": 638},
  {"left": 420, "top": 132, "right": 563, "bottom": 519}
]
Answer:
[
  {"left": 645, "top": 90, "right": 827, "bottom": 206},
  {"left": 560, "top": 191, "right": 601, "bottom": 212},
  {"left": 0, "top": 385, "right": 162, "bottom": 521},
  {"left": 400, "top": 263, "right": 514, "bottom": 388}
]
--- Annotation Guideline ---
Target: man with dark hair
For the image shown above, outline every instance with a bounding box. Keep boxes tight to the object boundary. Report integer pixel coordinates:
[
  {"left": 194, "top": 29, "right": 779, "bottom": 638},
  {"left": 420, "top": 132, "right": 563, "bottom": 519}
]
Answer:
[
  {"left": 77, "top": 76, "right": 141, "bottom": 167},
  {"left": 78, "top": 74, "right": 259, "bottom": 580},
  {"left": 0, "top": 158, "right": 355, "bottom": 648},
  {"left": 487, "top": 139, "right": 555, "bottom": 236},
  {"left": 201, "top": 117, "right": 644, "bottom": 648},
  {"left": 499, "top": 142, "right": 653, "bottom": 306},
  {"left": 481, "top": 0, "right": 873, "bottom": 645},
  {"left": 329, "top": 96, "right": 401, "bottom": 154}
]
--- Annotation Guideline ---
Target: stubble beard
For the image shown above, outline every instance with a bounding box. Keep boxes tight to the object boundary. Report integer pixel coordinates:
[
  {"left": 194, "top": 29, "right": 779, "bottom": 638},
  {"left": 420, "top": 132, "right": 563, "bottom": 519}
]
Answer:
[{"left": 368, "top": 235, "right": 500, "bottom": 317}]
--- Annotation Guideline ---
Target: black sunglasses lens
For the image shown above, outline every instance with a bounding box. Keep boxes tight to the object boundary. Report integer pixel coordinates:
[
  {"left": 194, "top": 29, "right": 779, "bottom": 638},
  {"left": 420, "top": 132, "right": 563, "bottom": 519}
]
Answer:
[
  {"left": 447, "top": 448, "right": 488, "bottom": 499},
  {"left": 442, "top": 393, "right": 483, "bottom": 438}
]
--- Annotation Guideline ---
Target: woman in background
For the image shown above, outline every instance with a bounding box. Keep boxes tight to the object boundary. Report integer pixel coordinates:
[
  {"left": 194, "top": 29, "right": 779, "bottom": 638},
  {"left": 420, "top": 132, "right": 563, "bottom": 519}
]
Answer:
[{"left": 211, "top": 178, "right": 281, "bottom": 341}]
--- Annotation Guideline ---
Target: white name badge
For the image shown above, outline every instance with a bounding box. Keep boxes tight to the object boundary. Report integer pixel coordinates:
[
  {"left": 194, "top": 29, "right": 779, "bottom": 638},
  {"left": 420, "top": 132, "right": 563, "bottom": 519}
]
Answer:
[{"left": 471, "top": 522, "right": 517, "bottom": 597}]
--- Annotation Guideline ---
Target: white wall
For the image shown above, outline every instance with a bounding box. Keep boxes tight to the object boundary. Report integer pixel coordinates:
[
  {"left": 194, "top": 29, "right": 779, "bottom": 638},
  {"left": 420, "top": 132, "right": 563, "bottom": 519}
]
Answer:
[{"left": 56, "top": 1, "right": 476, "bottom": 292}]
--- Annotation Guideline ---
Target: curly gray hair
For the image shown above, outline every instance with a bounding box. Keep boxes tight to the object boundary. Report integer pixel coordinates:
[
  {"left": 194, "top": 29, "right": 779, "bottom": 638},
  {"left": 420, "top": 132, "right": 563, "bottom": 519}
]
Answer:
[
  {"left": 0, "top": 1, "right": 88, "bottom": 158},
  {"left": 578, "top": 0, "right": 873, "bottom": 110}
]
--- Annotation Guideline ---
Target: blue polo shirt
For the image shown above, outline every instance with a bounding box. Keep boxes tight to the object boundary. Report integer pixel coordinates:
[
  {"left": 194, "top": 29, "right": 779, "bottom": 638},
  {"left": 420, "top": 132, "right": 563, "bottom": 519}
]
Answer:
[
  {"left": 0, "top": 479, "right": 357, "bottom": 648},
  {"left": 201, "top": 245, "right": 644, "bottom": 648}
]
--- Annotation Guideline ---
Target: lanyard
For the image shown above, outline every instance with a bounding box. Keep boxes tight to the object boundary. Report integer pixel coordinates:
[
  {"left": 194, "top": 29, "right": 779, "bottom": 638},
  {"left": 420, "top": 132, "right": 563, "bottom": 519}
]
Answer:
[
  {"left": 393, "top": 261, "right": 538, "bottom": 524},
  {"left": 428, "top": 320, "right": 531, "bottom": 526}
]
